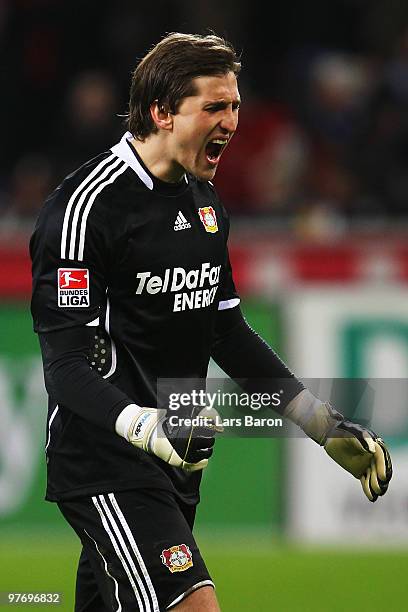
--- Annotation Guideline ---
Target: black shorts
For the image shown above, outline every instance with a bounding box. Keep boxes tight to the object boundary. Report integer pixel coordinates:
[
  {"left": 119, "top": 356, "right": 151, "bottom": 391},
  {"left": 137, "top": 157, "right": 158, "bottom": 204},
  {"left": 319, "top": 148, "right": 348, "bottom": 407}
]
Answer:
[{"left": 58, "top": 489, "right": 214, "bottom": 612}]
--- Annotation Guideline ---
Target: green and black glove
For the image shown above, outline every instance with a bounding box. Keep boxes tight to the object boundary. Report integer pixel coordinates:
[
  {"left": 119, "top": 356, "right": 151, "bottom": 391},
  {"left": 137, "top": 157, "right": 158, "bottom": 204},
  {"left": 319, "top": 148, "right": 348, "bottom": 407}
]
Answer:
[{"left": 285, "top": 390, "right": 393, "bottom": 502}]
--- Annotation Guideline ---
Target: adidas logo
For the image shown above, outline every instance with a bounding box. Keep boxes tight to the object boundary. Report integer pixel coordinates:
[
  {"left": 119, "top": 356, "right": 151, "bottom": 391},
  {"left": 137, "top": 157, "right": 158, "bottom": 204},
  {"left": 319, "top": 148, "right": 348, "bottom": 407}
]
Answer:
[{"left": 174, "top": 211, "right": 191, "bottom": 231}]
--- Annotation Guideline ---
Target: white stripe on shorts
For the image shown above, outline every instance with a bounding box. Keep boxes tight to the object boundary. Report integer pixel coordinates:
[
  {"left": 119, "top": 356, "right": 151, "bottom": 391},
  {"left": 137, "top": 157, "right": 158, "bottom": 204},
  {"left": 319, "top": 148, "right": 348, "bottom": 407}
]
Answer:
[
  {"left": 109, "top": 493, "right": 159, "bottom": 611},
  {"left": 167, "top": 579, "right": 215, "bottom": 609},
  {"left": 92, "top": 495, "right": 145, "bottom": 611},
  {"left": 84, "top": 529, "right": 122, "bottom": 612},
  {"left": 45, "top": 405, "right": 59, "bottom": 452}
]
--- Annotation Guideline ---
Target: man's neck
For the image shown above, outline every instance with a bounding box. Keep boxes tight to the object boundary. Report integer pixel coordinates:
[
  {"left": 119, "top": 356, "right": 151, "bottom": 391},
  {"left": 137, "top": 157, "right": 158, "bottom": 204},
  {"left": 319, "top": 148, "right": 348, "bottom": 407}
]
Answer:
[{"left": 129, "top": 137, "right": 185, "bottom": 183}]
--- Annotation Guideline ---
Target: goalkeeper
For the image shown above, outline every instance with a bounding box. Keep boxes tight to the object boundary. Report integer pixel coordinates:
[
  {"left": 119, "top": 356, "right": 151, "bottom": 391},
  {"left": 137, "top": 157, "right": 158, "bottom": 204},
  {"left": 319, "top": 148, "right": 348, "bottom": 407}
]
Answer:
[{"left": 30, "top": 32, "right": 392, "bottom": 612}]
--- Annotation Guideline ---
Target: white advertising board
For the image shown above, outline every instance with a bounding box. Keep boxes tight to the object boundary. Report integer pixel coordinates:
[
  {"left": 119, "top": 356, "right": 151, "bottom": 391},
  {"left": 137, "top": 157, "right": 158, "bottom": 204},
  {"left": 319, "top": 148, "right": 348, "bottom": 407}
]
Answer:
[{"left": 285, "top": 286, "right": 408, "bottom": 543}]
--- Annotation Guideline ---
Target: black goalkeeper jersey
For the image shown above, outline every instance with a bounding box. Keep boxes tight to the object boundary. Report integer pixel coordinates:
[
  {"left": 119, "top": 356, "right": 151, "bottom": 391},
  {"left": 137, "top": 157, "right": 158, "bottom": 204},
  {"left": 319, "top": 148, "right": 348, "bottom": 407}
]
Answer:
[{"left": 30, "top": 132, "right": 240, "bottom": 503}]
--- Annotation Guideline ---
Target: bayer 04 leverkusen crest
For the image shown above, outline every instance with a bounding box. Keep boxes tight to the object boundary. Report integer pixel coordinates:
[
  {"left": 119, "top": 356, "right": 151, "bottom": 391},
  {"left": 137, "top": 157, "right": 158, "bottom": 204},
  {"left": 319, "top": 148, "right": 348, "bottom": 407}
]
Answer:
[
  {"left": 198, "top": 206, "right": 218, "bottom": 233},
  {"left": 160, "top": 544, "right": 193, "bottom": 573}
]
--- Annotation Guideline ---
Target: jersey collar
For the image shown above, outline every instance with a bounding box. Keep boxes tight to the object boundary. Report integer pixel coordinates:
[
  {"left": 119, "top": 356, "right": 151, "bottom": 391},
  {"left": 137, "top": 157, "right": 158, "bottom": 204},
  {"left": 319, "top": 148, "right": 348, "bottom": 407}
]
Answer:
[
  {"left": 111, "top": 132, "right": 189, "bottom": 196},
  {"left": 111, "top": 132, "right": 154, "bottom": 189}
]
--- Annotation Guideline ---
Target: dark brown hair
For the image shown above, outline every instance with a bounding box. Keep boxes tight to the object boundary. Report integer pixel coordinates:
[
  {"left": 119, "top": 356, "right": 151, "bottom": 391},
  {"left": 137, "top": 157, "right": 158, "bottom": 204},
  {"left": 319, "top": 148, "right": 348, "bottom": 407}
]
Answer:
[{"left": 126, "top": 32, "right": 241, "bottom": 140}]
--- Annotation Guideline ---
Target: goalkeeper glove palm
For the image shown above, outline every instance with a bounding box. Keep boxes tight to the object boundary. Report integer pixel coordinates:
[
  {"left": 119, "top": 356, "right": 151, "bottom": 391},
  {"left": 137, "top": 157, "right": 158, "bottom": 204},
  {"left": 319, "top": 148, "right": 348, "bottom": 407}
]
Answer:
[
  {"left": 285, "top": 391, "right": 393, "bottom": 502},
  {"left": 324, "top": 417, "right": 392, "bottom": 502}
]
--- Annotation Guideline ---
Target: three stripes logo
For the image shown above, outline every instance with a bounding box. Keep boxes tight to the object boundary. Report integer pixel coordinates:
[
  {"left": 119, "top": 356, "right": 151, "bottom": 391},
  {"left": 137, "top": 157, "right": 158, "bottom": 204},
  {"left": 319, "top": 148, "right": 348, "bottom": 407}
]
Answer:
[
  {"left": 92, "top": 493, "right": 159, "bottom": 611},
  {"left": 60, "top": 154, "right": 128, "bottom": 262},
  {"left": 174, "top": 211, "right": 191, "bottom": 231}
]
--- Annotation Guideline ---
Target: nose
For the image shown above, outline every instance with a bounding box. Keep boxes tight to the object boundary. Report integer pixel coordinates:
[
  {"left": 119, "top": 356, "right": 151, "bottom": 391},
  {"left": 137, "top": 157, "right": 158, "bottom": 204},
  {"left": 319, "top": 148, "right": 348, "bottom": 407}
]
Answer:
[{"left": 219, "top": 107, "right": 238, "bottom": 134}]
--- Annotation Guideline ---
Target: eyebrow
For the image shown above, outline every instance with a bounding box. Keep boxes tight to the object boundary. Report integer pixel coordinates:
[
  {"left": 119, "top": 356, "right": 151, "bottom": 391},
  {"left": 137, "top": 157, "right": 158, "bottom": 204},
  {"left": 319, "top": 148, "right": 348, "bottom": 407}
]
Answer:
[{"left": 203, "top": 98, "right": 241, "bottom": 106}]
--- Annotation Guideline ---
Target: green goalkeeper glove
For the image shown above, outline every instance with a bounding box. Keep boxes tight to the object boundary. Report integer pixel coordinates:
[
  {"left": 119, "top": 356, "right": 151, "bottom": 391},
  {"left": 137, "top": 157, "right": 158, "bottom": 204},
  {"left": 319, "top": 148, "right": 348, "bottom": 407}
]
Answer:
[
  {"left": 285, "top": 391, "right": 393, "bottom": 502},
  {"left": 116, "top": 404, "right": 222, "bottom": 471},
  {"left": 324, "top": 411, "right": 392, "bottom": 502}
]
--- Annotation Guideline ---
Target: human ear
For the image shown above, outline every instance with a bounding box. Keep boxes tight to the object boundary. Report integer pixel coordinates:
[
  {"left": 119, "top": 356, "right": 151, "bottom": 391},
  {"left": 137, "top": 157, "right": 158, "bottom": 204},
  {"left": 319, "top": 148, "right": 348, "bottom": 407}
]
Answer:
[{"left": 150, "top": 101, "right": 173, "bottom": 131}]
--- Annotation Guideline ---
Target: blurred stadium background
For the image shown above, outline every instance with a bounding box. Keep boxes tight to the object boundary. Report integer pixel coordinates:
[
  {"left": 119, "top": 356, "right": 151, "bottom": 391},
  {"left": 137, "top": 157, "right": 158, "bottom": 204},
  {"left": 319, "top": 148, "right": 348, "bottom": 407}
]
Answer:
[{"left": 1, "top": 1, "right": 408, "bottom": 610}]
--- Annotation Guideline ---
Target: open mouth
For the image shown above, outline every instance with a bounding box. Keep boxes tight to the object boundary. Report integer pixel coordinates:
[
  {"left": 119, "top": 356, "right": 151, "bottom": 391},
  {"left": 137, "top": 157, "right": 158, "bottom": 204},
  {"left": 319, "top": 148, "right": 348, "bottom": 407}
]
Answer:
[{"left": 205, "top": 139, "right": 228, "bottom": 165}]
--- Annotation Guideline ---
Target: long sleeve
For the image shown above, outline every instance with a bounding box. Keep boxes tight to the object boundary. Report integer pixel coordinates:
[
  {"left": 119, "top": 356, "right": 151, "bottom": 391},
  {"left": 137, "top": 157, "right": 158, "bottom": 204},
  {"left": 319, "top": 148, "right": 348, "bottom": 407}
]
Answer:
[
  {"left": 211, "top": 305, "right": 304, "bottom": 413},
  {"left": 39, "top": 325, "right": 133, "bottom": 432}
]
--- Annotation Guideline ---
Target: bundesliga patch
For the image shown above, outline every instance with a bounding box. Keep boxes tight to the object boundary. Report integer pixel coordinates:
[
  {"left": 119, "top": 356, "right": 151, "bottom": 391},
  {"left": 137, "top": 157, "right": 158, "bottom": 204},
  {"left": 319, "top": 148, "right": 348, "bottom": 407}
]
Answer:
[
  {"left": 58, "top": 268, "right": 89, "bottom": 307},
  {"left": 161, "top": 544, "right": 193, "bottom": 573},
  {"left": 198, "top": 206, "right": 218, "bottom": 233}
]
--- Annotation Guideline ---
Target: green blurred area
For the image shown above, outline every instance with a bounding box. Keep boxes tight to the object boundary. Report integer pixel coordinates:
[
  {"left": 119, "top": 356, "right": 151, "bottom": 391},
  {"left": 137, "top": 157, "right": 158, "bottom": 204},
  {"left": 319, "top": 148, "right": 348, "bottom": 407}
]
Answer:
[
  {"left": 0, "top": 533, "right": 407, "bottom": 611},
  {"left": 198, "top": 298, "right": 285, "bottom": 531}
]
